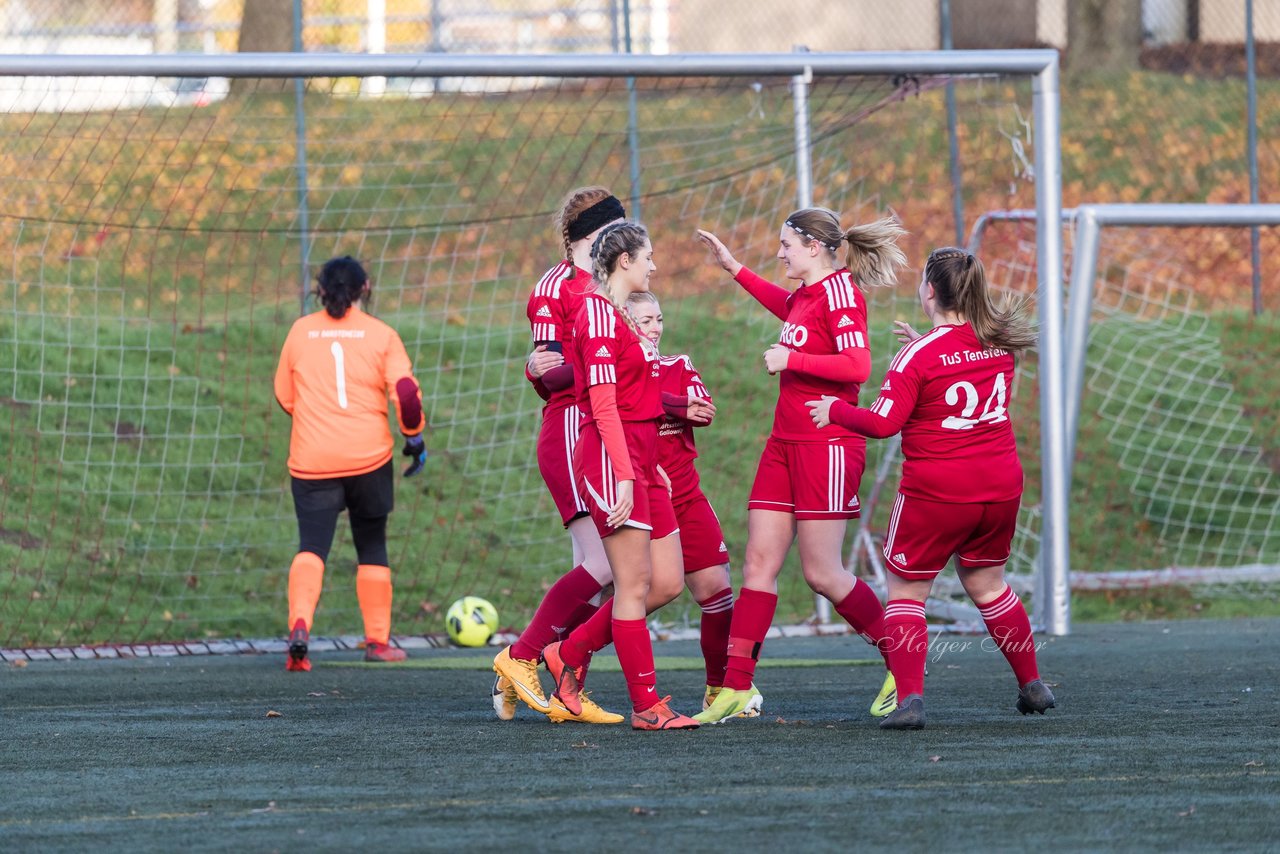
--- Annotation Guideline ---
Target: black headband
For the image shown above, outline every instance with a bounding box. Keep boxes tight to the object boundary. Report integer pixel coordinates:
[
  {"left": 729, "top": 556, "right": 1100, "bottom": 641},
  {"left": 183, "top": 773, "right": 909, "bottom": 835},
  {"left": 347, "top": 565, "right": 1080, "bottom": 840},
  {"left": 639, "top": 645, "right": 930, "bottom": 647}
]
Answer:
[
  {"left": 785, "top": 219, "right": 841, "bottom": 253},
  {"left": 568, "top": 196, "right": 626, "bottom": 242}
]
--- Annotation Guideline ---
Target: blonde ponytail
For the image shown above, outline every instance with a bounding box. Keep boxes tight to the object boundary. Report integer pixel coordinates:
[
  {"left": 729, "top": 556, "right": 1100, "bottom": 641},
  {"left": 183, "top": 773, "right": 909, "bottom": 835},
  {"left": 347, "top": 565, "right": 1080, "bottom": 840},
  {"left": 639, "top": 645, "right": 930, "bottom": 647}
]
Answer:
[{"left": 784, "top": 208, "right": 908, "bottom": 288}]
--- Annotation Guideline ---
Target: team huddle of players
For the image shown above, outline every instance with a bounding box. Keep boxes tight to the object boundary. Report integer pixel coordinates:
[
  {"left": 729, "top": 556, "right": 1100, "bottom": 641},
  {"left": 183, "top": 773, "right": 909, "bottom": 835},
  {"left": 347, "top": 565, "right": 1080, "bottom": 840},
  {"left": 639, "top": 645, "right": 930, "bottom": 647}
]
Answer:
[{"left": 272, "top": 185, "right": 1056, "bottom": 731}]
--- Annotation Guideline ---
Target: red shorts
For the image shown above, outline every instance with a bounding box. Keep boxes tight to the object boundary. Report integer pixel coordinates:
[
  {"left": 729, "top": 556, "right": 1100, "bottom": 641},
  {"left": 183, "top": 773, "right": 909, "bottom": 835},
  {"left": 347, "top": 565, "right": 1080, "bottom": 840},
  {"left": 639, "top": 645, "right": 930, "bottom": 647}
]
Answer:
[
  {"left": 673, "top": 490, "right": 730, "bottom": 573},
  {"left": 537, "top": 403, "right": 589, "bottom": 526},
  {"left": 574, "top": 420, "right": 677, "bottom": 540},
  {"left": 882, "top": 492, "right": 1022, "bottom": 580},
  {"left": 747, "top": 437, "right": 865, "bottom": 521}
]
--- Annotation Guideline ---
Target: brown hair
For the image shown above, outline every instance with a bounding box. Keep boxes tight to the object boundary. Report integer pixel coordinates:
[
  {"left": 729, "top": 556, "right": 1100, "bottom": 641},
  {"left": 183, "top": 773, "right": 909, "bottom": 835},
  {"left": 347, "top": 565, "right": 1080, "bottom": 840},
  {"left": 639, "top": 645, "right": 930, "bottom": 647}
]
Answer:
[
  {"left": 784, "top": 208, "right": 908, "bottom": 288},
  {"left": 553, "top": 185, "right": 616, "bottom": 261},
  {"left": 591, "top": 220, "right": 652, "bottom": 347},
  {"left": 924, "top": 247, "right": 1037, "bottom": 353}
]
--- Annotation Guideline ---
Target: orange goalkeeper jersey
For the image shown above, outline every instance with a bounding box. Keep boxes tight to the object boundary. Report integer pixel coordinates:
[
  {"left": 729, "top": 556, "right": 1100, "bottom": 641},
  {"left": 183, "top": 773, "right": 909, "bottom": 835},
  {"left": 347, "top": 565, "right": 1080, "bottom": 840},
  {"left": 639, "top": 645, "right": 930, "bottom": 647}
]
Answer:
[{"left": 274, "top": 306, "right": 423, "bottom": 479}]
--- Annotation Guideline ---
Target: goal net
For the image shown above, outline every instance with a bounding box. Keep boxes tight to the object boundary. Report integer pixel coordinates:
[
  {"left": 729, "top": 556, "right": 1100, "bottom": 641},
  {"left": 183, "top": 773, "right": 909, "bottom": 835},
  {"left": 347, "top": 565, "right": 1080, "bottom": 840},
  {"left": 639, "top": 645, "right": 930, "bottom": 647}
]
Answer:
[
  {"left": 972, "top": 207, "right": 1280, "bottom": 617},
  {"left": 0, "top": 54, "right": 1054, "bottom": 647}
]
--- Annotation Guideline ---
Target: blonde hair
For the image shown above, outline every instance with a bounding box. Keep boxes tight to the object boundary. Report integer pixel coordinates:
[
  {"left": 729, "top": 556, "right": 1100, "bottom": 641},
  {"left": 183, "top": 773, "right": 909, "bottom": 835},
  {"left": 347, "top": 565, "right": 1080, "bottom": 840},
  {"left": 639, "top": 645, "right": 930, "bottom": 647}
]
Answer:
[
  {"left": 553, "top": 185, "right": 615, "bottom": 261},
  {"left": 591, "top": 221, "right": 653, "bottom": 350},
  {"left": 925, "top": 247, "right": 1037, "bottom": 353},
  {"left": 625, "top": 291, "right": 662, "bottom": 355},
  {"left": 625, "top": 291, "right": 659, "bottom": 311},
  {"left": 784, "top": 208, "right": 908, "bottom": 288}
]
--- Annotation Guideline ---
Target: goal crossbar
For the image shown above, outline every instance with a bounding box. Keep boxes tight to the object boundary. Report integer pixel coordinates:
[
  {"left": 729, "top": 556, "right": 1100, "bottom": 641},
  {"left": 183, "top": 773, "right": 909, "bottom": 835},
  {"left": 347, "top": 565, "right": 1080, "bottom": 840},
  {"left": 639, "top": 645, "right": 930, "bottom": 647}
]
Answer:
[
  {"left": 0, "top": 50, "right": 1069, "bottom": 639},
  {"left": 0, "top": 50, "right": 1059, "bottom": 79}
]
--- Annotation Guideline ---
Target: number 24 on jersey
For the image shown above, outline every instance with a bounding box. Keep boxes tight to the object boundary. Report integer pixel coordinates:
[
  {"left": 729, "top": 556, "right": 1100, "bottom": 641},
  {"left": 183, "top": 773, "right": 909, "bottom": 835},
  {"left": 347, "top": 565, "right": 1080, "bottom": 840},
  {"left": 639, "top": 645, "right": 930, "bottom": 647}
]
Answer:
[{"left": 941, "top": 372, "right": 1007, "bottom": 431}]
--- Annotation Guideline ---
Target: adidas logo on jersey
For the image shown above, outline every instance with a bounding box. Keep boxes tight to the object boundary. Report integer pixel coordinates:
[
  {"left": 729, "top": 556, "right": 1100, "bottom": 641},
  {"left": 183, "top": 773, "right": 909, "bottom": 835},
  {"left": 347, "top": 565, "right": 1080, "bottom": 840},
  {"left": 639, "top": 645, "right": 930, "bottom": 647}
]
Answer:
[
  {"left": 718, "top": 541, "right": 728, "bottom": 552},
  {"left": 536, "top": 305, "right": 553, "bottom": 318},
  {"left": 837, "top": 314, "right": 856, "bottom": 328},
  {"left": 881, "top": 378, "right": 892, "bottom": 391},
  {"left": 595, "top": 346, "right": 611, "bottom": 358},
  {"left": 893, "top": 552, "right": 908, "bottom": 565}
]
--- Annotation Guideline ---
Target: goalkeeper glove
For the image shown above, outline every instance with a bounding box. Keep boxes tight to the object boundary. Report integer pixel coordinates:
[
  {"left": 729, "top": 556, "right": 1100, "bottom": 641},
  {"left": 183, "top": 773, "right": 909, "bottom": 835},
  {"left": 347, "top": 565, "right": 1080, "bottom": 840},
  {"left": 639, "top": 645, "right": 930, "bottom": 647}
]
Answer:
[{"left": 401, "top": 435, "right": 427, "bottom": 477}]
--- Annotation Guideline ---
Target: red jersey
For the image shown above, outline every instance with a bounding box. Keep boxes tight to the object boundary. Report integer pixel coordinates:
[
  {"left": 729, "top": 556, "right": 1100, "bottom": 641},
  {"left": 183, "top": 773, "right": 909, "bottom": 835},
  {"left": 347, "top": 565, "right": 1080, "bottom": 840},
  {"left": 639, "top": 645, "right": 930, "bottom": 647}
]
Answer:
[
  {"left": 656, "top": 354, "right": 712, "bottom": 503},
  {"left": 737, "top": 267, "right": 870, "bottom": 443},
  {"left": 571, "top": 293, "right": 662, "bottom": 423},
  {"left": 829, "top": 322, "right": 1023, "bottom": 503},
  {"left": 526, "top": 261, "right": 595, "bottom": 415}
]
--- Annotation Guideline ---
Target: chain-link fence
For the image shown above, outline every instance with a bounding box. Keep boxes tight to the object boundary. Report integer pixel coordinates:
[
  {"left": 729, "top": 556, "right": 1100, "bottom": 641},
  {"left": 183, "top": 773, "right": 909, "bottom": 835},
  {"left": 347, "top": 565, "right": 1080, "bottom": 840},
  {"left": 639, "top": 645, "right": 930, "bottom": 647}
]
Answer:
[
  {"left": 0, "top": 2, "right": 1276, "bottom": 71},
  {"left": 0, "top": 1, "right": 1267, "bottom": 58}
]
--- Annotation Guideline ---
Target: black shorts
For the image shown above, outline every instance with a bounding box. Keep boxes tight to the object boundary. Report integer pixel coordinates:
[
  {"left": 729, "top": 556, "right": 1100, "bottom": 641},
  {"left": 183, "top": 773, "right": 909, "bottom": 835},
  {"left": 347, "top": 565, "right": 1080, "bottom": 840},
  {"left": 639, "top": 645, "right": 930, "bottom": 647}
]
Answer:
[
  {"left": 291, "top": 461, "right": 394, "bottom": 563},
  {"left": 291, "top": 460, "right": 394, "bottom": 519}
]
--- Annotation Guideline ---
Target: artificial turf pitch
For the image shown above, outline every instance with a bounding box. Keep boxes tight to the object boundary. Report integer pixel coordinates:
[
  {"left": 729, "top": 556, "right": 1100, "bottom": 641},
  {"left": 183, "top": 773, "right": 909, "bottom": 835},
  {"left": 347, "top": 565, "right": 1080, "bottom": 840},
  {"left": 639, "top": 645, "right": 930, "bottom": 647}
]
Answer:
[{"left": 1, "top": 618, "right": 1277, "bottom": 851}]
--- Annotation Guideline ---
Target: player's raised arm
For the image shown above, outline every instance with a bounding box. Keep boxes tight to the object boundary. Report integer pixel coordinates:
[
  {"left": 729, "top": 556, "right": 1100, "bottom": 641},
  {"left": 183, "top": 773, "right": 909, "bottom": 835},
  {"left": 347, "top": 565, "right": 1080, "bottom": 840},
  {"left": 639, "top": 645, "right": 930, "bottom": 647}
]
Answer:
[
  {"left": 695, "top": 228, "right": 742, "bottom": 276},
  {"left": 696, "top": 227, "right": 792, "bottom": 321},
  {"left": 696, "top": 207, "right": 907, "bottom": 727}
]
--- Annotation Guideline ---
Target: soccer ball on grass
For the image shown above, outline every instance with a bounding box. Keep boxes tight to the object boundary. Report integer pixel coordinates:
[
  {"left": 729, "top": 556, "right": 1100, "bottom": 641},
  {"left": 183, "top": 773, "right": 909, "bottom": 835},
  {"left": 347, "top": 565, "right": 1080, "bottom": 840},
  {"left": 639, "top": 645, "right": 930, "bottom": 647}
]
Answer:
[{"left": 445, "top": 596, "right": 499, "bottom": 647}]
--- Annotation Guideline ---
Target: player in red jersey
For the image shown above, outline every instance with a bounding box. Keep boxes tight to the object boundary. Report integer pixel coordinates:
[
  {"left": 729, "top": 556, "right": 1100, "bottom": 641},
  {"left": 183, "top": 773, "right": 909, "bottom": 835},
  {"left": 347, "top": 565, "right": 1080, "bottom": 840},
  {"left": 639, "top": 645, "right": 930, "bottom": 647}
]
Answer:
[
  {"left": 807, "top": 247, "right": 1056, "bottom": 729},
  {"left": 492, "top": 187, "right": 628, "bottom": 725},
  {"left": 273, "top": 256, "right": 426, "bottom": 671},
  {"left": 540, "top": 221, "right": 699, "bottom": 730},
  {"left": 625, "top": 291, "right": 757, "bottom": 715},
  {"left": 693, "top": 210, "right": 908, "bottom": 724}
]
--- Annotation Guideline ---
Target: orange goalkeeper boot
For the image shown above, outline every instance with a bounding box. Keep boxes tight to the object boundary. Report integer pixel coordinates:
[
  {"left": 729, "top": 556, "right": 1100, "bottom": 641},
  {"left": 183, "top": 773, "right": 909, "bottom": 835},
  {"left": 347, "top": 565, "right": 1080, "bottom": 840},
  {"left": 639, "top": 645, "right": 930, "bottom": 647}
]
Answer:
[
  {"left": 364, "top": 640, "right": 407, "bottom": 663},
  {"left": 285, "top": 618, "right": 311, "bottom": 672}
]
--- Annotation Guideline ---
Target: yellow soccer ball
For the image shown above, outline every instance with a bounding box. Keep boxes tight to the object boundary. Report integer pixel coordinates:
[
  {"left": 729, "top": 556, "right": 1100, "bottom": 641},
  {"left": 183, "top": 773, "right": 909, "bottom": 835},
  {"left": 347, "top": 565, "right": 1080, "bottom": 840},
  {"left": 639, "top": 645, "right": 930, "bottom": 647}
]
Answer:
[{"left": 445, "top": 596, "right": 499, "bottom": 647}]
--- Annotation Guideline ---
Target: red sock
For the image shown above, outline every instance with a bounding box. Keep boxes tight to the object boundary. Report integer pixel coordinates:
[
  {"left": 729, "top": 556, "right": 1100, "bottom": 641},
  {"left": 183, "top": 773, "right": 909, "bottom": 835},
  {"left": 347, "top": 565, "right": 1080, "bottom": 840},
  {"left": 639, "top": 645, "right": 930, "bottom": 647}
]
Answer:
[
  {"left": 978, "top": 585, "right": 1040, "bottom": 685},
  {"left": 612, "top": 617, "right": 659, "bottom": 712},
  {"left": 834, "top": 578, "right": 889, "bottom": 666},
  {"left": 561, "top": 597, "right": 613, "bottom": 668},
  {"left": 882, "top": 599, "right": 928, "bottom": 698},
  {"left": 510, "top": 565, "right": 603, "bottom": 661},
  {"left": 723, "top": 588, "right": 776, "bottom": 691},
  {"left": 697, "top": 587, "right": 733, "bottom": 688}
]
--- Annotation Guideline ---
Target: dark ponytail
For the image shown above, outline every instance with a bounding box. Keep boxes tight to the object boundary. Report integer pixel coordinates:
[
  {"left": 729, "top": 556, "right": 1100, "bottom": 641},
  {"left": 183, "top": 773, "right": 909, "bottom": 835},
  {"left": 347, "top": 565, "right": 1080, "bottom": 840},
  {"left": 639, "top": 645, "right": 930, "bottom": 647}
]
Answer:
[{"left": 314, "top": 256, "right": 368, "bottom": 319}]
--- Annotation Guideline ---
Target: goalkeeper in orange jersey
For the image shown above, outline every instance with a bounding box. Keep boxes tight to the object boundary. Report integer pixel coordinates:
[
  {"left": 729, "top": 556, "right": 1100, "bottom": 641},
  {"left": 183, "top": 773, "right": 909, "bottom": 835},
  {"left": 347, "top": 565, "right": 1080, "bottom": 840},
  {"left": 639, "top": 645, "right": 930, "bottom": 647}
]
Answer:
[{"left": 273, "top": 256, "right": 427, "bottom": 671}]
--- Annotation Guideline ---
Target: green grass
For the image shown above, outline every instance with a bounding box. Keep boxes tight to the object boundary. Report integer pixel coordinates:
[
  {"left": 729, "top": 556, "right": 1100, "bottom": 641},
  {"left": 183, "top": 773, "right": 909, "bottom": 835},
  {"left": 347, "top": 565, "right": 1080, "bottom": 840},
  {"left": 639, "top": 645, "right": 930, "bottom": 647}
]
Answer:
[
  {"left": 3, "top": 72, "right": 1280, "bottom": 645},
  {"left": 5, "top": 288, "right": 1277, "bottom": 644}
]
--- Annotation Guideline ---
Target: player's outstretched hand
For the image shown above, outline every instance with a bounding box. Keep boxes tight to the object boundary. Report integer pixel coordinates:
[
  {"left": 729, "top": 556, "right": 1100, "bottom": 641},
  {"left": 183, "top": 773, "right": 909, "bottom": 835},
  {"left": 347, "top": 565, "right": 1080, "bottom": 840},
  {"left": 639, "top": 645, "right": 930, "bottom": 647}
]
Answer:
[
  {"left": 608, "top": 479, "right": 635, "bottom": 528},
  {"left": 892, "top": 320, "right": 922, "bottom": 345},
  {"left": 526, "top": 344, "right": 564, "bottom": 379},
  {"left": 685, "top": 394, "right": 716, "bottom": 424},
  {"left": 695, "top": 229, "right": 743, "bottom": 277},
  {"left": 401, "top": 434, "right": 427, "bottom": 477},
  {"left": 806, "top": 395, "right": 838, "bottom": 429}
]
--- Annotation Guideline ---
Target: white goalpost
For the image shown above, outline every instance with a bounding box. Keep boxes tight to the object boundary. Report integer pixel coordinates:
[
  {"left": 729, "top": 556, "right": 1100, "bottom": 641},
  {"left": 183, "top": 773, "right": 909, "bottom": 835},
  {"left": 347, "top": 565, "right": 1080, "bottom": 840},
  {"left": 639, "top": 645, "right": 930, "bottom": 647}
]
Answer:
[
  {"left": 0, "top": 50, "right": 1068, "bottom": 649},
  {"left": 970, "top": 203, "right": 1280, "bottom": 603}
]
